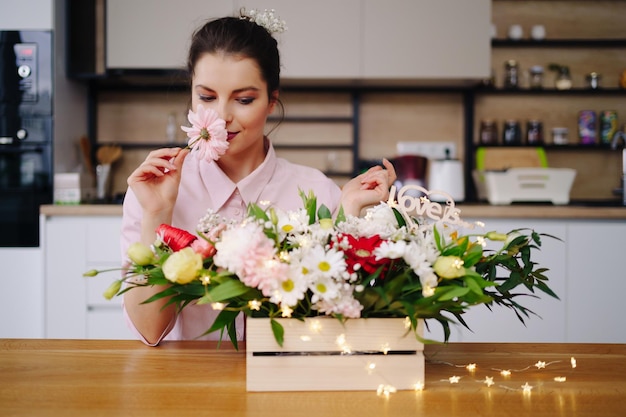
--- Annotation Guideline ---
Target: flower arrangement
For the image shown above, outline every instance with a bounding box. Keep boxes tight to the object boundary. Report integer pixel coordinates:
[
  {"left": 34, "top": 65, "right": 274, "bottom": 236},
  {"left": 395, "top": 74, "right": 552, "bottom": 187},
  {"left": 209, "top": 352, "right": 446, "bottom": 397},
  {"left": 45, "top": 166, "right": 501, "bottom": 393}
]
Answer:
[{"left": 86, "top": 186, "right": 558, "bottom": 348}]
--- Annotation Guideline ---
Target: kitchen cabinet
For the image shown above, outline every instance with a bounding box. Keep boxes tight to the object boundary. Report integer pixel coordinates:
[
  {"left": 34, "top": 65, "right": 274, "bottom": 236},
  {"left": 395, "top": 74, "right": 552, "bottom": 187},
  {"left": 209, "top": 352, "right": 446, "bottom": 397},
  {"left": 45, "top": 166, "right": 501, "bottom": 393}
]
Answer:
[
  {"left": 77, "top": 0, "right": 490, "bottom": 83},
  {"left": 0, "top": 248, "right": 44, "bottom": 338},
  {"left": 106, "top": 0, "right": 235, "bottom": 69},
  {"left": 361, "top": 0, "right": 490, "bottom": 82},
  {"left": 242, "top": 0, "right": 361, "bottom": 80},
  {"left": 42, "top": 214, "right": 134, "bottom": 339},
  {"left": 566, "top": 220, "right": 626, "bottom": 343}
]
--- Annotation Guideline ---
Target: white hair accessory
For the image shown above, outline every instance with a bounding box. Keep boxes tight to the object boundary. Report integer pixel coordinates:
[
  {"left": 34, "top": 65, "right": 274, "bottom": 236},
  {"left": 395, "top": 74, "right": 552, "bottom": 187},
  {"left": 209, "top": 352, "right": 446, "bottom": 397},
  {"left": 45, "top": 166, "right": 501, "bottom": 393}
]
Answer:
[{"left": 240, "top": 8, "right": 287, "bottom": 34}]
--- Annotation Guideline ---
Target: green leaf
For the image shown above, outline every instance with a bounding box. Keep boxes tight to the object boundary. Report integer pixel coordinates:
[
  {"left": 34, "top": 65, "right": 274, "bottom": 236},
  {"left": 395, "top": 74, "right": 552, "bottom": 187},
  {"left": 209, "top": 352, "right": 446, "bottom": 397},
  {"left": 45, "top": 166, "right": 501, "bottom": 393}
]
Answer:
[
  {"left": 270, "top": 318, "right": 285, "bottom": 347},
  {"left": 247, "top": 203, "right": 269, "bottom": 221},
  {"left": 438, "top": 286, "right": 470, "bottom": 301},
  {"left": 197, "top": 278, "right": 250, "bottom": 304},
  {"left": 317, "top": 204, "right": 332, "bottom": 220}
]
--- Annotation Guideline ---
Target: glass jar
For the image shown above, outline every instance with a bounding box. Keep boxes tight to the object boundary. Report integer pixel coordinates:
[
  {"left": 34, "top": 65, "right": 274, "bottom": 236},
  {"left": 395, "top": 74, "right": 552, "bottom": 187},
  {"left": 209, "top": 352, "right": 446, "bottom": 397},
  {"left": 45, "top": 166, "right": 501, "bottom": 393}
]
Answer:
[
  {"left": 529, "top": 66, "right": 544, "bottom": 89},
  {"left": 479, "top": 119, "right": 499, "bottom": 145},
  {"left": 526, "top": 120, "right": 544, "bottom": 145},
  {"left": 504, "top": 60, "right": 520, "bottom": 89},
  {"left": 502, "top": 120, "right": 522, "bottom": 145},
  {"left": 555, "top": 67, "right": 572, "bottom": 90},
  {"left": 551, "top": 127, "right": 569, "bottom": 145}
]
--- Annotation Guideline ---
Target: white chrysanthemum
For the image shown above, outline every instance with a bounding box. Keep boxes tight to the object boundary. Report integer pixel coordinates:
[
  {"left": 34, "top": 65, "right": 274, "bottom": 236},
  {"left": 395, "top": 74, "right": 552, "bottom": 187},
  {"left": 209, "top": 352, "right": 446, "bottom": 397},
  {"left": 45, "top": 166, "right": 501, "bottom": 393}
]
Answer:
[
  {"left": 269, "top": 263, "right": 309, "bottom": 307},
  {"left": 374, "top": 240, "right": 408, "bottom": 260},
  {"left": 303, "top": 245, "right": 346, "bottom": 279},
  {"left": 274, "top": 208, "right": 309, "bottom": 239},
  {"left": 310, "top": 275, "right": 341, "bottom": 303}
]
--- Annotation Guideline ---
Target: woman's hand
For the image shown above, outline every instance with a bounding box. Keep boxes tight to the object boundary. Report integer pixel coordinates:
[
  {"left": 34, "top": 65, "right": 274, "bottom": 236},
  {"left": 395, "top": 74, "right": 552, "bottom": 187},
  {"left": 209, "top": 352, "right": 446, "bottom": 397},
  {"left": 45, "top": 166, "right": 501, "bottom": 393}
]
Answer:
[
  {"left": 340, "top": 158, "right": 397, "bottom": 216},
  {"left": 127, "top": 147, "right": 189, "bottom": 215}
]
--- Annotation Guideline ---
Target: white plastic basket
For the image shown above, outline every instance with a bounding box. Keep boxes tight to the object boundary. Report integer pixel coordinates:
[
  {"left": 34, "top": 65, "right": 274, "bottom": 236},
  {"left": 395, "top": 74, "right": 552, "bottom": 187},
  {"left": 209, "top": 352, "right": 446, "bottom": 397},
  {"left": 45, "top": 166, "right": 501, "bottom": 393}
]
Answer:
[{"left": 473, "top": 168, "right": 576, "bottom": 205}]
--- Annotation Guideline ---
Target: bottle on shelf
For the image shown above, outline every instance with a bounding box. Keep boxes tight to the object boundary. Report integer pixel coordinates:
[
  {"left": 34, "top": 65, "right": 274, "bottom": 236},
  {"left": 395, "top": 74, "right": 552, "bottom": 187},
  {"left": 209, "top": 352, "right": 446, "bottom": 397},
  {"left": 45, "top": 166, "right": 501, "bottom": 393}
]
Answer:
[
  {"left": 479, "top": 119, "right": 499, "bottom": 145},
  {"left": 526, "top": 120, "right": 544, "bottom": 145},
  {"left": 502, "top": 120, "right": 522, "bottom": 145},
  {"left": 503, "top": 60, "right": 520, "bottom": 89},
  {"left": 528, "top": 66, "right": 544, "bottom": 89}
]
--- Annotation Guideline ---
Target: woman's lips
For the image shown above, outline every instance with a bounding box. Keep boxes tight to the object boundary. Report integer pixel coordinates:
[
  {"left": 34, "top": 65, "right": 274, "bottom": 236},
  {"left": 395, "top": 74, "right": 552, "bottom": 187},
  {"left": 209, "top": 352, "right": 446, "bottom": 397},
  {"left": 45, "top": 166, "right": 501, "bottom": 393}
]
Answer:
[{"left": 227, "top": 132, "right": 238, "bottom": 141}]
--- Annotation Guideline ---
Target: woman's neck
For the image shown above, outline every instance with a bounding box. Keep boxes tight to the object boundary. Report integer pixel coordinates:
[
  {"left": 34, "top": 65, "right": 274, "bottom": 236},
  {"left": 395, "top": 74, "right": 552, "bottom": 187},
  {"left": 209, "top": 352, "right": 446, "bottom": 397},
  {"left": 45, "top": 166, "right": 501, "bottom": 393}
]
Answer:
[{"left": 217, "top": 137, "right": 269, "bottom": 183}]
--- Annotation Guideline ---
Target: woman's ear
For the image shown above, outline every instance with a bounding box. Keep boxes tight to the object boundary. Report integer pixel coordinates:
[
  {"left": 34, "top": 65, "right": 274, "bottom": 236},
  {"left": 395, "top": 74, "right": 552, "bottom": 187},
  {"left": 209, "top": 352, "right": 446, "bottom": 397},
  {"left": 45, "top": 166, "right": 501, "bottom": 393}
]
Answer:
[{"left": 268, "top": 90, "right": 279, "bottom": 113}]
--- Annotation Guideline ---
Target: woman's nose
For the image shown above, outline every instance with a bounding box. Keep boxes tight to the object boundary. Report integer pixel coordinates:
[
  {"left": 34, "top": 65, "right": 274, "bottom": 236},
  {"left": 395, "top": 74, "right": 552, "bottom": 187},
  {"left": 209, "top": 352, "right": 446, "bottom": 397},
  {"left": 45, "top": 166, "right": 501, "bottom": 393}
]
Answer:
[{"left": 216, "top": 103, "right": 233, "bottom": 123}]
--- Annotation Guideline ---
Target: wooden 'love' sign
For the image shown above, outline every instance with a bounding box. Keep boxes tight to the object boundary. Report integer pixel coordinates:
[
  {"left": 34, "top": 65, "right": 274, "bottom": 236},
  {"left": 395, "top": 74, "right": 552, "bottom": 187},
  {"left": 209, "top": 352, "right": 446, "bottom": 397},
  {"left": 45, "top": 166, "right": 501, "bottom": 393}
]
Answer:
[{"left": 387, "top": 185, "right": 470, "bottom": 229}]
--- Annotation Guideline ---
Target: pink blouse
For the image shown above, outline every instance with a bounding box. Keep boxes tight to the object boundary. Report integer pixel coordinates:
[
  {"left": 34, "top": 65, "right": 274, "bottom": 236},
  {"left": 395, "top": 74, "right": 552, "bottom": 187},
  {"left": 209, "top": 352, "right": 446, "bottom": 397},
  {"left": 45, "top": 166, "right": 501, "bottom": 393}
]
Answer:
[{"left": 121, "top": 143, "right": 342, "bottom": 345}]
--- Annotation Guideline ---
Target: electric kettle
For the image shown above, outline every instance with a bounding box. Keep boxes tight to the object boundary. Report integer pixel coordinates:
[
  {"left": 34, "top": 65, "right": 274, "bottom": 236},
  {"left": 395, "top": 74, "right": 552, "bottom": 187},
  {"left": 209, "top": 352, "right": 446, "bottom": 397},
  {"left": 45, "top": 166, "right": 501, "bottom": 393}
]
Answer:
[{"left": 427, "top": 149, "right": 465, "bottom": 202}]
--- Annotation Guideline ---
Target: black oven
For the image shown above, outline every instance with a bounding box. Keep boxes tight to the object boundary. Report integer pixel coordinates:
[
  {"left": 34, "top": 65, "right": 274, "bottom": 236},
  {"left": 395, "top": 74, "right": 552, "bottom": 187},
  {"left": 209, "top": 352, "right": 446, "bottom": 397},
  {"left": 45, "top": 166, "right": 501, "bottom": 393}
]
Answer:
[{"left": 0, "top": 30, "right": 52, "bottom": 247}]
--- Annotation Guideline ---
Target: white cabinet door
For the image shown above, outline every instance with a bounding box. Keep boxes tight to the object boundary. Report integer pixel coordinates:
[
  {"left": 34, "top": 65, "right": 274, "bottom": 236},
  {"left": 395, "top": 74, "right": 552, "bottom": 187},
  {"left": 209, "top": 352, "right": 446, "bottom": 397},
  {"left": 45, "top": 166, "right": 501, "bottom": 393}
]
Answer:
[
  {"left": 0, "top": 248, "right": 44, "bottom": 338},
  {"left": 238, "top": 0, "right": 361, "bottom": 80},
  {"left": 106, "top": 0, "right": 236, "bottom": 69},
  {"left": 566, "top": 221, "right": 626, "bottom": 343},
  {"left": 362, "top": 0, "right": 491, "bottom": 81},
  {"left": 44, "top": 215, "right": 132, "bottom": 339},
  {"left": 424, "top": 219, "right": 568, "bottom": 343}
]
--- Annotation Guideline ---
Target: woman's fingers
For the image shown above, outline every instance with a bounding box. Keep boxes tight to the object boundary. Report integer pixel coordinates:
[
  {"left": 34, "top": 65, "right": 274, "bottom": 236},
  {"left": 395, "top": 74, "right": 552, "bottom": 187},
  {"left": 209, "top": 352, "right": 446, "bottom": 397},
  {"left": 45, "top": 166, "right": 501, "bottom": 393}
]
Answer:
[
  {"left": 359, "top": 158, "right": 397, "bottom": 191},
  {"left": 128, "top": 148, "right": 185, "bottom": 184}
]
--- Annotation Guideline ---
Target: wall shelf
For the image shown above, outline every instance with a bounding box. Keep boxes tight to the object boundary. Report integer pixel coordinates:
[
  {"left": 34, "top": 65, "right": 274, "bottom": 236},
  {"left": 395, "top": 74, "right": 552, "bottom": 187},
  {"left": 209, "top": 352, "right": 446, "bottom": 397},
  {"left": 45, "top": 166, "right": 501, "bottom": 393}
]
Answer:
[{"left": 492, "top": 39, "right": 626, "bottom": 48}]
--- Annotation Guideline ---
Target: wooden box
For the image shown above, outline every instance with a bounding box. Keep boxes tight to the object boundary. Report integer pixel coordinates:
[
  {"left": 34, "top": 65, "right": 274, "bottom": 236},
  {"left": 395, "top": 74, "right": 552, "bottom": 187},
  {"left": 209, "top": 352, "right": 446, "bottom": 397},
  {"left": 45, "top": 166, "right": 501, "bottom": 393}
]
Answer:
[{"left": 246, "top": 317, "right": 424, "bottom": 392}]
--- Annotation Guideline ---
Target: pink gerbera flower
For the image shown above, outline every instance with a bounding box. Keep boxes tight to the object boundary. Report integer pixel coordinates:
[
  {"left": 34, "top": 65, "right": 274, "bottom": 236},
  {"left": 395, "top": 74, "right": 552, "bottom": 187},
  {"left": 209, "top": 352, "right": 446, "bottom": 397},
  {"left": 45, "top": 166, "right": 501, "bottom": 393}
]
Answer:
[{"left": 181, "top": 104, "right": 228, "bottom": 161}]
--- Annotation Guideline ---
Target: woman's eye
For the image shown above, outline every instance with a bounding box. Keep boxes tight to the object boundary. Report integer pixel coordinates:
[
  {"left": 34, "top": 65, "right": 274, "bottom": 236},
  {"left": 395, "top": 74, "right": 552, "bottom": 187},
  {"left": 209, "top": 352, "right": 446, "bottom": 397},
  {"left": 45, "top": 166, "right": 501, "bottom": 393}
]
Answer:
[
  {"left": 237, "top": 97, "right": 255, "bottom": 105},
  {"left": 199, "top": 95, "right": 216, "bottom": 102}
]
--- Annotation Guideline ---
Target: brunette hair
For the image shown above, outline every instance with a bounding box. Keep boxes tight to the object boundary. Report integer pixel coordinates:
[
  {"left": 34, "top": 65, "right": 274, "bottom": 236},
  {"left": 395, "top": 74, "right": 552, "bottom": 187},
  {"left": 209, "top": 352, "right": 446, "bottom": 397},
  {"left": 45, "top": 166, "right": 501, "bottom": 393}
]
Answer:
[{"left": 187, "top": 16, "right": 281, "bottom": 99}]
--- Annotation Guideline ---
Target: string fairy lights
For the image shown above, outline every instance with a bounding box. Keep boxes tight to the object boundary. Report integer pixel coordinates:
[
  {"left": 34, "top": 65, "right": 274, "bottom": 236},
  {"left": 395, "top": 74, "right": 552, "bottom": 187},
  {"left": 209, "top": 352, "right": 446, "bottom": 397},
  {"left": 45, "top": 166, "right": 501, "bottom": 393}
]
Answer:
[{"left": 425, "top": 354, "right": 578, "bottom": 394}]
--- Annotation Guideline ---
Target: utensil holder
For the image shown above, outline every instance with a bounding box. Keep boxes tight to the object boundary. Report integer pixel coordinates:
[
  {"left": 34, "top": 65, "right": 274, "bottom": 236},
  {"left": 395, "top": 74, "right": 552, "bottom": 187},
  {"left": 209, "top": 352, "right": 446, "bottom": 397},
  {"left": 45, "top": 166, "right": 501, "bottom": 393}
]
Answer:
[{"left": 96, "top": 164, "right": 111, "bottom": 200}]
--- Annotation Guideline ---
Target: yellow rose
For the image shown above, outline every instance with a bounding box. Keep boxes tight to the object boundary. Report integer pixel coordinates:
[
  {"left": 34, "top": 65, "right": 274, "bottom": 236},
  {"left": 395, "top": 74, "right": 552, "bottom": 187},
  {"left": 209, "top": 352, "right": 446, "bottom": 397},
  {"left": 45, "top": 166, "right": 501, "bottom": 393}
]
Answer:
[
  {"left": 162, "top": 247, "right": 203, "bottom": 284},
  {"left": 127, "top": 242, "right": 154, "bottom": 266},
  {"left": 433, "top": 256, "right": 465, "bottom": 279}
]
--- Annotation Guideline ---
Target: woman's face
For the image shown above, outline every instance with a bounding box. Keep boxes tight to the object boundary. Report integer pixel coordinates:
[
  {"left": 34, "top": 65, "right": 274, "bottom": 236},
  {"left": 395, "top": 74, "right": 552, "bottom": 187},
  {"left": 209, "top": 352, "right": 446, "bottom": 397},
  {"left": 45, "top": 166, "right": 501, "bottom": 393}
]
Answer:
[{"left": 191, "top": 53, "right": 277, "bottom": 160}]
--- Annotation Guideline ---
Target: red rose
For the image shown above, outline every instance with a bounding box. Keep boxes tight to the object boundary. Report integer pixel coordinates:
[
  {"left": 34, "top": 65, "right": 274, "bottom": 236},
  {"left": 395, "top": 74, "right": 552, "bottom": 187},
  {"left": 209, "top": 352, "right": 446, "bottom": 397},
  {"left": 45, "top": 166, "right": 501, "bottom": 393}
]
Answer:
[{"left": 156, "top": 224, "right": 197, "bottom": 251}]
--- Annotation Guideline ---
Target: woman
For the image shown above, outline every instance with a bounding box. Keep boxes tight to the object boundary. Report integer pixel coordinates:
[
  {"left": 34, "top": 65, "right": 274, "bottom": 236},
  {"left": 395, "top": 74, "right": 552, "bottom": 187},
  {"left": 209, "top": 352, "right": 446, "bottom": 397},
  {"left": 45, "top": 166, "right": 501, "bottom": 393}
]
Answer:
[{"left": 121, "top": 11, "right": 396, "bottom": 345}]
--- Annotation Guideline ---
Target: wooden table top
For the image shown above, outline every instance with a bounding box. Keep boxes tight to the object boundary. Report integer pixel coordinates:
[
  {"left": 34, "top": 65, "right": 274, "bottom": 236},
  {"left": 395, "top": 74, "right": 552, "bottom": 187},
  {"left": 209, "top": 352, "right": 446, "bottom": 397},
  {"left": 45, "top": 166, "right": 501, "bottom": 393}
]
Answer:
[{"left": 1, "top": 339, "right": 625, "bottom": 417}]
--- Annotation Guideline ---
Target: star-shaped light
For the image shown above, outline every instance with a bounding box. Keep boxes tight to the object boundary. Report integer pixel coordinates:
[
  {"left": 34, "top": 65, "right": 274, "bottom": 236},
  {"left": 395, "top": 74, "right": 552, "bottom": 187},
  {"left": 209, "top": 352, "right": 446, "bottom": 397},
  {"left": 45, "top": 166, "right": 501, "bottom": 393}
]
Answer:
[
  {"left": 521, "top": 382, "right": 533, "bottom": 393},
  {"left": 280, "top": 305, "right": 293, "bottom": 317},
  {"left": 484, "top": 376, "right": 495, "bottom": 387},
  {"left": 449, "top": 375, "right": 461, "bottom": 384},
  {"left": 534, "top": 361, "right": 547, "bottom": 369}
]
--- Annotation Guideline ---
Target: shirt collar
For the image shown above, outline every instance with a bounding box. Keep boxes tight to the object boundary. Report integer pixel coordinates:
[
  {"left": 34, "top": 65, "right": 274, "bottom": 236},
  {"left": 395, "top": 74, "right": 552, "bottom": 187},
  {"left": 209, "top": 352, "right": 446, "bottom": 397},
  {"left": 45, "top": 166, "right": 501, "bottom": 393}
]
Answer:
[{"left": 198, "top": 141, "right": 278, "bottom": 210}]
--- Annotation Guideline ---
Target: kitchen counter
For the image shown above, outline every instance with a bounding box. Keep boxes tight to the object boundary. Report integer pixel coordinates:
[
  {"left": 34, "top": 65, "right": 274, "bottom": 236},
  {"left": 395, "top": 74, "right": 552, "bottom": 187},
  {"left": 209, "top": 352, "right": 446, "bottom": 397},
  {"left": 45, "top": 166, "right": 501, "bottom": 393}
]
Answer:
[
  {"left": 40, "top": 203, "right": 626, "bottom": 219},
  {"left": 1, "top": 339, "right": 624, "bottom": 417}
]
